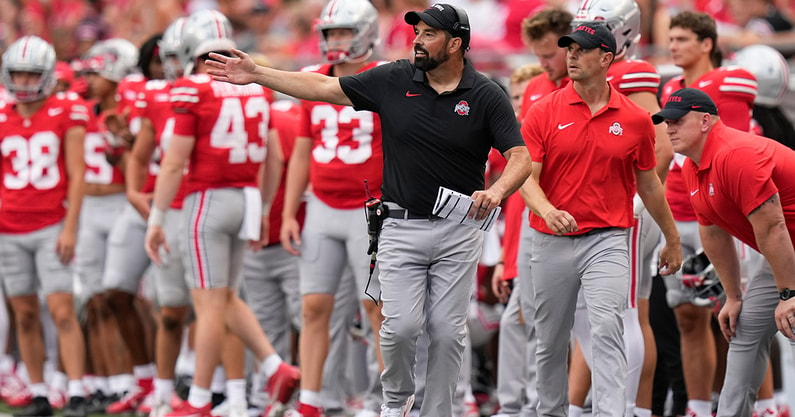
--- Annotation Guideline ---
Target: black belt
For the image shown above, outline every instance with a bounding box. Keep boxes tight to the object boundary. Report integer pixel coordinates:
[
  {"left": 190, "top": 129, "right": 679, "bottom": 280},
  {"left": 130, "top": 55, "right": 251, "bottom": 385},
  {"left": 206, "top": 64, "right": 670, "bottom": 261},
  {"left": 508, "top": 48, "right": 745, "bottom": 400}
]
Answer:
[
  {"left": 569, "top": 227, "right": 623, "bottom": 237},
  {"left": 386, "top": 208, "right": 440, "bottom": 220}
]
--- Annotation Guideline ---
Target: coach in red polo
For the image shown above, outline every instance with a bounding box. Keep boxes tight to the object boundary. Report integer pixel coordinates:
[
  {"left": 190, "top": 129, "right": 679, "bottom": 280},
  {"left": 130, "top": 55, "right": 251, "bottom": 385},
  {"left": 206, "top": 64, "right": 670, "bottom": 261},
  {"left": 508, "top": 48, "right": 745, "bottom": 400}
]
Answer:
[
  {"left": 520, "top": 21, "right": 681, "bottom": 417},
  {"left": 653, "top": 87, "right": 795, "bottom": 417}
]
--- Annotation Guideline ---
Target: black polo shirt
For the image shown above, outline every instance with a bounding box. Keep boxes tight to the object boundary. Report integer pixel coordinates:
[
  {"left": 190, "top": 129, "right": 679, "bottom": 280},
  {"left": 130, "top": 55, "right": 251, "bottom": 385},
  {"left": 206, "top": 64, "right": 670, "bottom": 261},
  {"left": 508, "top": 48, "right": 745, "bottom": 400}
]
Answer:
[{"left": 339, "top": 59, "right": 524, "bottom": 216}]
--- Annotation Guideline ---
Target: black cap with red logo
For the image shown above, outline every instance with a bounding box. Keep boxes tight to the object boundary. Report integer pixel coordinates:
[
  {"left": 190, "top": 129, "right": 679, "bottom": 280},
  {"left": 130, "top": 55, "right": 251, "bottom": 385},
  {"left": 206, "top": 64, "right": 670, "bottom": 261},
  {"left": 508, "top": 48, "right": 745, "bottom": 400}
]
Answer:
[
  {"left": 652, "top": 88, "right": 719, "bottom": 124},
  {"left": 557, "top": 22, "right": 617, "bottom": 54},
  {"left": 405, "top": 3, "right": 471, "bottom": 50}
]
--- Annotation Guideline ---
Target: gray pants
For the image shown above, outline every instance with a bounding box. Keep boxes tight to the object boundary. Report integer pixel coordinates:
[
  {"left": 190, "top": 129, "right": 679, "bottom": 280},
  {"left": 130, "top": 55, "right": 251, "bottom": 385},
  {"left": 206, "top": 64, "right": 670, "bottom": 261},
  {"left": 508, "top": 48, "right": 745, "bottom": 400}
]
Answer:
[
  {"left": 716, "top": 260, "right": 780, "bottom": 417},
  {"left": 378, "top": 216, "right": 483, "bottom": 417},
  {"left": 531, "top": 228, "right": 629, "bottom": 417},
  {"left": 502, "top": 217, "right": 538, "bottom": 417}
]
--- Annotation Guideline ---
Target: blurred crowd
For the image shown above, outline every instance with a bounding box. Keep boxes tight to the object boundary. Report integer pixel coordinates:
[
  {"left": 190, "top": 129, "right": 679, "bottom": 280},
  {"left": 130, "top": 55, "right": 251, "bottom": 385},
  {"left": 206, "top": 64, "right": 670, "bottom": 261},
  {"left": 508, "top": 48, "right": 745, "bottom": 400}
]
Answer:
[{"left": 2, "top": 0, "right": 795, "bottom": 76}]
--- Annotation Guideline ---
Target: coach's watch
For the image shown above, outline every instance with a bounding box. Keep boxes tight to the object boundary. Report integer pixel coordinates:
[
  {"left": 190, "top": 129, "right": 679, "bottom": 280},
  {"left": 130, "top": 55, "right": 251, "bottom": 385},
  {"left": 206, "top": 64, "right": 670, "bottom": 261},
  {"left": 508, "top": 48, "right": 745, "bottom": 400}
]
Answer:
[{"left": 781, "top": 288, "right": 795, "bottom": 300}]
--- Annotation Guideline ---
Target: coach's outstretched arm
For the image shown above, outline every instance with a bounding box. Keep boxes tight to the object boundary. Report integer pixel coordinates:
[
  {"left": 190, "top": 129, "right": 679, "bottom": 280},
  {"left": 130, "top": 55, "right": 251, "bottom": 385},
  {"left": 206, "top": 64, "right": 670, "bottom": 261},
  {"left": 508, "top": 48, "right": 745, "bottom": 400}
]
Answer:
[{"left": 206, "top": 49, "right": 353, "bottom": 106}]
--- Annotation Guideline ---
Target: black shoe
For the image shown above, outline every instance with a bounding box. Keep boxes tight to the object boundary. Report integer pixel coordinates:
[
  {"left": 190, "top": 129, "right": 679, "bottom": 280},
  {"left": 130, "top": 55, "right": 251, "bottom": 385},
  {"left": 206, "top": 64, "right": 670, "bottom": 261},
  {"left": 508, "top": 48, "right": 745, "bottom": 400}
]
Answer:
[
  {"left": 62, "top": 396, "right": 88, "bottom": 417},
  {"left": 87, "top": 392, "right": 116, "bottom": 415},
  {"left": 13, "top": 396, "right": 53, "bottom": 417}
]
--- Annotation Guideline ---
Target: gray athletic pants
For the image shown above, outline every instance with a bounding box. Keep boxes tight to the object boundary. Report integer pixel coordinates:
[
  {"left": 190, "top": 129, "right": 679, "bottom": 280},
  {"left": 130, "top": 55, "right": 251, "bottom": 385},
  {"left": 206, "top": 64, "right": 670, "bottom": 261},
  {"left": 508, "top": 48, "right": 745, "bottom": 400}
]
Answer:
[
  {"left": 716, "top": 259, "right": 786, "bottom": 417},
  {"left": 378, "top": 215, "right": 483, "bottom": 417},
  {"left": 530, "top": 228, "right": 630, "bottom": 417},
  {"left": 502, "top": 216, "right": 538, "bottom": 417}
]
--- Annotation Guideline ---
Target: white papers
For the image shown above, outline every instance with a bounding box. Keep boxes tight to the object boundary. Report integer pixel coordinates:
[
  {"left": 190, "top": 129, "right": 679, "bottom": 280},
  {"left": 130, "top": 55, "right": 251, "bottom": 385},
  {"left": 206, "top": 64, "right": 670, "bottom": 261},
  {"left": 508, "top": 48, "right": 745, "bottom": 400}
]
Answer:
[{"left": 432, "top": 187, "right": 501, "bottom": 232}]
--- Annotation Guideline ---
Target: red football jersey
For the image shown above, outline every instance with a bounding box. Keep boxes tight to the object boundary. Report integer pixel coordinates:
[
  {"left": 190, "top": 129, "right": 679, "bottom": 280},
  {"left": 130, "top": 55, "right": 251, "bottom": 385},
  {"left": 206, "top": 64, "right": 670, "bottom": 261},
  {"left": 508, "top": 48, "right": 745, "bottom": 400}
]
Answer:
[
  {"left": 662, "top": 66, "right": 758, "bottom": 221},
  {"left": 299, "top": 62, "right": 385, "bottom": 209},
  {"left": 0, "top": 93, "right": 89, "bottom": 233},
  {"left": 171, "top": 74, "right": 271, "bottom": 195},
  {"left": 267, "top": 100, "right": 306, "bottom": 246},
  {"left": 117, "top": 73, "right": 147, "bottom": 134},
  {"left": 85, "top": 108, "right": 125, "bottom": 185},
  {"left": 608, "top": 59, "right": 661, "bottom": 96},
  {"left": 137, "top": 79, "right": 189, "bottom": 209}
]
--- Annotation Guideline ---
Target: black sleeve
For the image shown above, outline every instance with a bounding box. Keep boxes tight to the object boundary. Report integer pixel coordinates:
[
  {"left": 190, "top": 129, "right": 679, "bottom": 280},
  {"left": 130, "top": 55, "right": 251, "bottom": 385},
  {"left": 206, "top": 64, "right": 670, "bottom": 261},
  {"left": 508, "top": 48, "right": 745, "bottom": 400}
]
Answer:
[
  {"left": 486, "top": 83, "right": 525, "bottom": 153},
  {"left": 339, "top": 61, "right": 401, "bottom": 113}
]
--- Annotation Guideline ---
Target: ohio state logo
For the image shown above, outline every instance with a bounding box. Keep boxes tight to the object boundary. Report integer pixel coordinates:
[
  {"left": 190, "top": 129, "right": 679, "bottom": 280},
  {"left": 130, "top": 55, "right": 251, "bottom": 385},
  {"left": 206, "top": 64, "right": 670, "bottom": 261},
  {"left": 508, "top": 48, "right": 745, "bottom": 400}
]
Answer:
[
  {"left": 455, "top": 100, "right": 470, "bottom": 116},
  {"left": 609, "top": 122, "right": 623, "bottom": 136}
]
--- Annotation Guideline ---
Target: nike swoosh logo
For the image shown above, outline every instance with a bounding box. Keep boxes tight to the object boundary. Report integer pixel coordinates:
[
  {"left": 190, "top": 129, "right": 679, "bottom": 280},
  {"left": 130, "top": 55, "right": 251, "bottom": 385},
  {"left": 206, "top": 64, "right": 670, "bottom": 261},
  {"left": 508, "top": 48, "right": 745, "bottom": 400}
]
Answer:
[
  {"left": 405, "top": 91, "right": 422, "bottom": 97},
  {"left": 557, "top": 122, "right": 574, "bottom": 130},
  {"left": 529, "top": 94, "right": 543, "bottom": 101},
  {"left": 48, "top": 107, "right": 63, "bottom": 116},
  {"left": 698, "top": 80, "right": 712, "bottom": 88},
  {"left": 690, "top": 189, "right": 699, "bottom": 196}
]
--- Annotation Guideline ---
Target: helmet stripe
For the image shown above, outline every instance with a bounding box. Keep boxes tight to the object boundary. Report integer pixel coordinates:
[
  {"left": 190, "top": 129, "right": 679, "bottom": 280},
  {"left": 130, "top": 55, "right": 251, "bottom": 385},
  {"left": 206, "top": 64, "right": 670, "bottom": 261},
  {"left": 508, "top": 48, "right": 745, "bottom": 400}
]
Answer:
[
  {"left": 326, "top": 0, "right": 339, "bottom": 19},
  {"left": 21, "top": 37, "right": 29, "bottom": 60}
]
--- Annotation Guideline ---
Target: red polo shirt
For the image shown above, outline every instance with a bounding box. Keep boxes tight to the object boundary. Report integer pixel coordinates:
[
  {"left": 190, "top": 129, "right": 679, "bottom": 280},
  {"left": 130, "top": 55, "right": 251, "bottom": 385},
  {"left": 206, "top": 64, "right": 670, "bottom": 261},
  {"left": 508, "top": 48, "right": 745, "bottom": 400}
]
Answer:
[
  {"left": 522, "top": 82, "right": 657, "bottom": 235},
  {"left": 682, "top": 121, "right": 795, "bottom": 252}
]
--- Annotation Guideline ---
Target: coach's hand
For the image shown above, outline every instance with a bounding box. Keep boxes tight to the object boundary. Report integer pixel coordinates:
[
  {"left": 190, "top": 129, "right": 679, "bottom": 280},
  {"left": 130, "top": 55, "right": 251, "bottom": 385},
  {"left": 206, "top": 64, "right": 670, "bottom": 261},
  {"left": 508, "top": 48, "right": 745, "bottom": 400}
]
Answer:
[
  {"left": 470, "top": 189, "right": 502, "bottom": 221},
  {"left": 719, "top": 297, "right": 743, "bottom": 342},
  {"left": 776, "top": 297, "right": 795, "bottom": 340},
  {"left": 542, "top": 208, "right": 578, "bottom": 235},
  {"left": 206, "top": 50, "right": 259, "bottom": 85}
]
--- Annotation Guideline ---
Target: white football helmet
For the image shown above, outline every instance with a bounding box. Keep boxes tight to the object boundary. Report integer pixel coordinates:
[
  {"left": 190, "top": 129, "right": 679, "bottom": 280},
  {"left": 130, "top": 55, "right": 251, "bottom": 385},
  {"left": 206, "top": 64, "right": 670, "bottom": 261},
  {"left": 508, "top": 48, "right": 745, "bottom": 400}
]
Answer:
[
  {"left": 572, "top": 0, "right": 641, "bottom": 59},
  {"left": 177, "top": 10, "right": 236, "bottom": 77},
  {"left": 315, "top": 0, "right": 380, "bottom": 64},
  {"left": 1, "top": 36, "right": 57, "bottom": 102},
  {"left": 160, "top": 17, "right": 188, "bottom": 81},
  {"left": 83, "top": 38, "right": 140, "bottom": 82},
  {"left": 729, "top": 45, "right": 790, "bottom": 107}
]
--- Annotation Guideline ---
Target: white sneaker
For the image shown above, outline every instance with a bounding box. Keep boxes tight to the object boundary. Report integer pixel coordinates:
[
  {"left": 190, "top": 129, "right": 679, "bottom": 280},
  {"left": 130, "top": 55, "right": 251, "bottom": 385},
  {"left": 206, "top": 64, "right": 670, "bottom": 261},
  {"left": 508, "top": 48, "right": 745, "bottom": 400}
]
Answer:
[
  {"left": 212, "top": 400, "right": 231, "bottom": 417},
  {"left": 212, "top": 400, "right": 247, "bottom": 417},
  {"left": 354, "top": 410, "right": 380, "bottom": 417},
  {"left": 380, "top": 395, "right": 415, "bottom": 417}
]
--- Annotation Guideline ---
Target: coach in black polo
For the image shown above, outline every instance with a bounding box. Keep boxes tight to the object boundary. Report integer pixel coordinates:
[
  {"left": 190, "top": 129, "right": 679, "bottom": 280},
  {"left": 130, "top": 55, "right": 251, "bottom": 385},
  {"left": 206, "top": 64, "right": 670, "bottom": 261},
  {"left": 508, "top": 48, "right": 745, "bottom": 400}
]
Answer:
[{"left": 203, "top": 3, "right": 531, "bottom": 416}]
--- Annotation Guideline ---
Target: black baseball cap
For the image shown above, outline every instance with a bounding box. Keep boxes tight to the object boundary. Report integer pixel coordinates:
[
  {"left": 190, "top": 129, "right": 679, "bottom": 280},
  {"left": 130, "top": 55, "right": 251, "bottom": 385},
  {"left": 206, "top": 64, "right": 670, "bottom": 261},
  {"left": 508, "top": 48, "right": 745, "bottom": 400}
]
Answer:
[
  {"left": 652, "top": 88, "right": 719, "bottom": 124},
  {"left": 557, "top": 22, "right": 617, "bottom": 54},
  {"left": 405, "top": 3, "right": 470, "bottom": 50}
]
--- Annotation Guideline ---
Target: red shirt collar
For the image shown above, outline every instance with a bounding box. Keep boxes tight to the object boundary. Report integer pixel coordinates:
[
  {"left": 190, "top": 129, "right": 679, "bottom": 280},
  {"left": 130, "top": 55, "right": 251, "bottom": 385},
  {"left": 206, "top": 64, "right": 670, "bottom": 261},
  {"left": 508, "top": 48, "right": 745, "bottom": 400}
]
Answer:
[{"left": 562, "top": 81, "right": 622, "bottom": 112}]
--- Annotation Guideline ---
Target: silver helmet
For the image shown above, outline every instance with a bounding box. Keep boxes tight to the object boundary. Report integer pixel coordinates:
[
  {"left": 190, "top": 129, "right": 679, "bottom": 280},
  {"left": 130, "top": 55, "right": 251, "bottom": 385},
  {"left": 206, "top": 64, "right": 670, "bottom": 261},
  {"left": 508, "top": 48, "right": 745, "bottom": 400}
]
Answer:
[
  {"left": 729, "top": 45, "right": 790, "bottom": 106},
  {"left": 177, "top": 10, "right": 236, "bottom": 77},
  {"left": 160, "top": 17, "right": 188, "bottom": 80},
  {"left": 1, "top": 36, "right": 57, "bottom": 102},
  {"left": 572, "top": 0, "right": 641, "bottom": 59},
  {"left": 83, "top": 38, "right": 140, "bottom": 82},
  {"left": 315, "top": 0, "right": 380, "bottom": 64}
]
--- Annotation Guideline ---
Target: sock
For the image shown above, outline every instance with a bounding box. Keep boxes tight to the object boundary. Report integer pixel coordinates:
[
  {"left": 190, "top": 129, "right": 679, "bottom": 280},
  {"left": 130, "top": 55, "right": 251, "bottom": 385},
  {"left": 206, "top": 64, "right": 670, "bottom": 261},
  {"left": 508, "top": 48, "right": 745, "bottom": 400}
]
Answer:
[
  {"left": 635, "top": 408, "right": 652, "bottom": 417},
  {"left": 757, "top": 398, "right": 777, "bottom": 414},
  {"left": 154, "top": 378, "right": 174, "bottom": 403},
  {"left": 298, "top": 390, "right": 322, "bottom": 408},
  {"left": 133, "top": 364, "right": 156, "bottom": 386},
  {"left": 226, "top": 379, "right": 246, "bottom": 406},
  {"left": 95, "top": 377, "right": 111, "bottom": 395},
  {"left": 775, "top": 391, "right": 789, "bottom": 406},
  {"left": 30, "top": 383, "right": 47, "bottom": 398},
  {"left": 688, "top": 400, "right": 712, "bottom": 417},
  {"left": 261, "top": 354, "right": 282, "bottom": 379},
  {"left": 51, "top": 371, "right": 68, "bottom": 392},
  {"left": 210, "top": 366, "right": 225, "bottom": 394},
  {"left": 68, "top": 380, "right": 85, "bottom": 398},
  {"left": 82, "top": 375, "right": 96, "bottom": 394},
  {"left": 0, "top": 354, "right": 15, "bottom": 375},
  {"left": 187, "top": 385, "right": 211, "bottom": 409}
]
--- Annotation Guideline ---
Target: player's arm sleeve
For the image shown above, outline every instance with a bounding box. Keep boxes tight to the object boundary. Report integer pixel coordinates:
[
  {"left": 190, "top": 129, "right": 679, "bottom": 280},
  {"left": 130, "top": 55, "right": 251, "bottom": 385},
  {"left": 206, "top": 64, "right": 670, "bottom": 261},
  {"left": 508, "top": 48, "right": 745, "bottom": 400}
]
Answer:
[
  {"left": 170, "top": 82, "right": 200, "bottom": 136},
  {"left": 616, "top": 62, "right": 661, "bottom": 95},
  {"left": 66, "top": 97, "right": 90, "bottom": 129},
  {"left": 338, "top": 61, "right": 399, "bottom": 113}
]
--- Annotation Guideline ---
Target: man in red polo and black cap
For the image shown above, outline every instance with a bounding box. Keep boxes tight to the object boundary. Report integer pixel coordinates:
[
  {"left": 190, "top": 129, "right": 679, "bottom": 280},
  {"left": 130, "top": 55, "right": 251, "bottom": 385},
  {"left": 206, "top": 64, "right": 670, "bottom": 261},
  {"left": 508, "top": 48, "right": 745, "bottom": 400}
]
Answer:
[
  {"left": 653, "top": 87, "right": 795, "bottom": 417},
  {"left": 520, "top": 21, "right": 682, "bottom": 417}
]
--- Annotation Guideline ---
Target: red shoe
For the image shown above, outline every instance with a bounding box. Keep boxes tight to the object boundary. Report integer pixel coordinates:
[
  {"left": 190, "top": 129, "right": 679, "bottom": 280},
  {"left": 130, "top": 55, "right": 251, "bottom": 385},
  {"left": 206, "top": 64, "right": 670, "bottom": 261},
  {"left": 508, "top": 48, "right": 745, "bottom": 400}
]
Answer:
[
  {"left": 106, "top": 386, "right": 151, "bottom": 414},
  {"left": 1, "top": 372, "right": 31, "bottom": 407},
  {"left": 164, "top": 402, "right": 213, "bottom": 417},
  {"left": 48, "top": 386, "right": 67, "bottom": 410},
  {"left": 283, "top": 403, "right": 323, "bottom": 417},
  {"left": 265, "top": 363, "right": 300, "bottom": 405}
]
